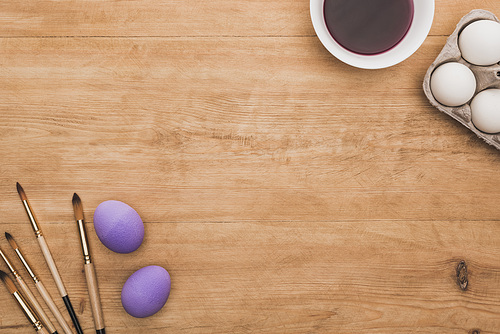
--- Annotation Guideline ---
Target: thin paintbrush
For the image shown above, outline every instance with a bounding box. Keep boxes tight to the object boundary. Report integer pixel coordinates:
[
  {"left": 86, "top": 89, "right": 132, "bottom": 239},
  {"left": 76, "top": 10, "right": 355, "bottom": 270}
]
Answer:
[
  {"left": 0, "top": 270, "right": 50, "bottom": 334},
  {"left": 0, "top": 245, "right": 58, "bottom": 334},
  {"left": 72, "top": 193, "right": 106, "bottom": 334},
  {"left": 16, "top": 182, "right": 83, "bottom": 334},
  {"left": 6, "top": 232, "right": 74, "bottom": 334}
]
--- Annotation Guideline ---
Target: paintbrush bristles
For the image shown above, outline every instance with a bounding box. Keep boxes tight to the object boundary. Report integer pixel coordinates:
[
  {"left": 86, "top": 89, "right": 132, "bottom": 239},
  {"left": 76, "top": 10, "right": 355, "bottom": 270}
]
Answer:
[
  {"left": 0, "top": 270, "right": 17, "bottom": 294},
  {"left": 16, "top": 182, "right": 27, "bottom": 201},
  {"left": 72, "top": 193, "right": 84, "bottom": 221},
  {"left": 5, "top": 232, "right": 18, "bottom": 250}
]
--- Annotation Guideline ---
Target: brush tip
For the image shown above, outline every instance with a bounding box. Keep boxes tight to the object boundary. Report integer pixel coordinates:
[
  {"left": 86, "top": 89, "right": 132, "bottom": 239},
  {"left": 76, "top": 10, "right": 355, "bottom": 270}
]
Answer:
[
  {"left": 5, "top": 232, "right": 17, "bottom": 249},
  {"left": 0, "top": 270, "right": 7, "bottom": 280},
  {"left": 72, "top": 193, "right": 84, "bottom": 221},
  {"left": 16, "top": 182, "right": 27, "bottom": 200},
  {"left": 72, "top": 193, "right": 80, "bottom": 204},
  {"left": 0, "top": 270, "right": 16, "bottom": 294}
]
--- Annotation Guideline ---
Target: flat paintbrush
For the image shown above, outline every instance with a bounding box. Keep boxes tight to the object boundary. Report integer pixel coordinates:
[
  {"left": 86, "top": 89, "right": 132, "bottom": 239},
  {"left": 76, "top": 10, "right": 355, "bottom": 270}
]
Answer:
[
  {"left": 6, "top": 232, "right": 74, "bottom": 334},
  {"left": 16, "top": 182, "right": 83, "bottom": 334},
  {"left": 0, "top": 270, "right": 50, "bottom": 334},
  {"left": 0, "top": 245, "right": 58, "bottom": 334},
  {"left": 72, "top": 193, "right": 106, "bottom": 334}
]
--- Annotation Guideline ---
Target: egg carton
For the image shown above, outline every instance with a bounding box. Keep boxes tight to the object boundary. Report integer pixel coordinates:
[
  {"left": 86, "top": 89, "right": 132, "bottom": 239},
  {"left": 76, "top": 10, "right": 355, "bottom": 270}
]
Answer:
[{"left": 423, "top": 9, "right": 500, "bottom": 150}]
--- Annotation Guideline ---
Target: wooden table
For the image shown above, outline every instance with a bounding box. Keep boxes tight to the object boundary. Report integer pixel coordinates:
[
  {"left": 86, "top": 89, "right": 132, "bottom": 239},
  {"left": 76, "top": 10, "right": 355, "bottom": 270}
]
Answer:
[{"left": 1, "top": 1, "right": 499, "bottom": 333}]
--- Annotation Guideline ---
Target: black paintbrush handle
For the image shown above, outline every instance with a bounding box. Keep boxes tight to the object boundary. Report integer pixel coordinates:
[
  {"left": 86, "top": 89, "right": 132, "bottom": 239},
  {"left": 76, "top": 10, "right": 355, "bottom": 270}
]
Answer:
[
  {"left": 96, "top": 329, "right": 106, "bottom": 334},
  {"left": 62, "top": 295, "right": 83, "bottom": 334}
]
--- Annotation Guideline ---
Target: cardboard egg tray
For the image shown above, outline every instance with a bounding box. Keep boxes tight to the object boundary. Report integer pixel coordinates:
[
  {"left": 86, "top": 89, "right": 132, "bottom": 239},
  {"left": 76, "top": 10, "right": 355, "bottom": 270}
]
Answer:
[{"left": 423, "top": 9, "right": 500, "bottom": 150}]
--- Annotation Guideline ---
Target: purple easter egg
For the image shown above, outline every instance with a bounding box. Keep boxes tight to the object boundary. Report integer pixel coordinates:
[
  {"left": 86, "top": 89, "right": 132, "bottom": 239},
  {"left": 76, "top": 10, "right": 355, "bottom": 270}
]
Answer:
[
  {"left": 121, "top": 265, "right": 171, "bottom": 318},
  {"left": 93, "top": 200, "right": 144, "bottom": 253}
]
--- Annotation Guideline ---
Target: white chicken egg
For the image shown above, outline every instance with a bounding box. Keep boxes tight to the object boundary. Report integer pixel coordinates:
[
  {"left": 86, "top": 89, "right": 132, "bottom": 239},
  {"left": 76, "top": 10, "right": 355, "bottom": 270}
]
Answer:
[
  {"left": 430, "top": 62, "right": 476, "bottom": 107},
  {"left": 471, "top": 89, "right": 500, "bottom": 134},
  {"left": 459, "top": 20, "right": 500, "bottom": 66}
]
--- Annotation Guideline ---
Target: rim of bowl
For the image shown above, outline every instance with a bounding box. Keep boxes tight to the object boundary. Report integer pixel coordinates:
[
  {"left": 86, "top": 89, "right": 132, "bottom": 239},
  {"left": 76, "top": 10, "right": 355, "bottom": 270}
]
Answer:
[{"left": 310, "top": 0, "right": 435, "bottom": 69}]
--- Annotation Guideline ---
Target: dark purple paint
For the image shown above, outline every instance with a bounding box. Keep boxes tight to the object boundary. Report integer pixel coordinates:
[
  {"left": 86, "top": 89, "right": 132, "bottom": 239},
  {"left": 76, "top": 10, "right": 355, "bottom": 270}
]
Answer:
[{"left": 323, "top": 0, "right": 414, "bottom": 55}]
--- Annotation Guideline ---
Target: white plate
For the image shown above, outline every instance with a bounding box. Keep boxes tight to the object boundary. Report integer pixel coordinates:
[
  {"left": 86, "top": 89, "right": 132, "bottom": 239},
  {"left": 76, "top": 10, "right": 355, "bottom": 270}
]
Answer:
[{"left": 310, "top": 0, "right": 435, "bottom": 69}]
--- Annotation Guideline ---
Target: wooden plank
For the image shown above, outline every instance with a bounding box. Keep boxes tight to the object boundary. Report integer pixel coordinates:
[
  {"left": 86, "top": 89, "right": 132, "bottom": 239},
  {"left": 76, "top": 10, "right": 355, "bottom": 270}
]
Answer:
[
  {"left": 0, "top": 1, "right": 499, "bottom": 37},
  {"left": 0, "top": 221, "right": 498, "bottom": 333},
  {"left": 0, "top": 36, "right": 499, "bottom": 223}
]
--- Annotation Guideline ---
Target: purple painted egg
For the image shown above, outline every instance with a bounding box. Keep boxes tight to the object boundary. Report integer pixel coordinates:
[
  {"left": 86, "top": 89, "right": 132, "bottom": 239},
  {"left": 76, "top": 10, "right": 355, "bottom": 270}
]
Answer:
[
  {"left": 121, "top": 265, "right": 171, "bottom": 318},
  {"left": 93, "top": 200, "right": 144, "bottom": 253}
]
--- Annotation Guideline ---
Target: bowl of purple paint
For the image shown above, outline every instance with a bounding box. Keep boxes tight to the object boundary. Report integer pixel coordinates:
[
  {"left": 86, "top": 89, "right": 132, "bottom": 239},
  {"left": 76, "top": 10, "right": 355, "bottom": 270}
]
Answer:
[{"left": 310, "top": 0, "right": 434, "bottom": 69}]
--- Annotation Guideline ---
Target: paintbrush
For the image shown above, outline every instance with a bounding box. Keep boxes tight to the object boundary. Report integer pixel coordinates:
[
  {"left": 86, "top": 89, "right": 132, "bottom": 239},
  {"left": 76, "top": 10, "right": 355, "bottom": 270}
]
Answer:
[
  {"left": 0, "top": 270, "right": 50, "bottom": 334},
  {"left": 6, "top": 232, "right": 74, "bottom": 334},
  {"left": 72, "top": 193, "right": 106, "bottom": 334},
  {"left": 16, "top": 182, "right": 83, "bottom": 334},
  {"left": 0, "top": 244, "right": 58, "bottom": 334}
]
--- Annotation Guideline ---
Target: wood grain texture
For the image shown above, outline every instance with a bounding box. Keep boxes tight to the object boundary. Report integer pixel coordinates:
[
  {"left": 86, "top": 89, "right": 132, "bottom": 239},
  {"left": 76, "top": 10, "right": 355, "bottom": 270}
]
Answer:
[
  {"left": 0, "top": 221, "right": 499, "bottom": 333},
  {"left": 0, "top": 36, "right": 499, "bottom": 223},
  {"left": 0, "top": 0, "right": 499, "bottom": 333},
  {"left": 0, "top": 0, "right": 498, "bottom": 37}
]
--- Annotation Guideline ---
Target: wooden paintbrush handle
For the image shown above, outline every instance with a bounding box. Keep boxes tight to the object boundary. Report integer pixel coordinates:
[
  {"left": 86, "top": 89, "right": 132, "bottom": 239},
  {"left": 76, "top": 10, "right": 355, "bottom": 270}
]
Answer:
[
  {"left": 37, "top": 235, "right": 82, "bottom": 333},
  {"left": 84, "top": 263, "right": 105, "bottom": 331},
  {"left": 36, "top": 281, "right": 73, "bottom": 334},
  {"left": 37, "top": 327, "right": 50, "bottom": 334},
  {"left": 37, "top": 236, "right": 67, "bottom": 297},
  {"left": 16, "top": 276, "right": 57, "bottom": 334}
]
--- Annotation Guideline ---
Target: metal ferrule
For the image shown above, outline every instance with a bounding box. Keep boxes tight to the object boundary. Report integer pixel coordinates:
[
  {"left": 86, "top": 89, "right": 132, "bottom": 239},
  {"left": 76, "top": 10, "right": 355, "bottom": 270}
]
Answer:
[
  {"left": 15, "top": 249, "right": 39, "bottom": 283},
  {"left": 22, "top": 200, "right": 43, "bottom": 238},
  {"left": 77, "top": 219, "right": 92, "bottom": 264},
  {"left": 0, "top": 250, "right": 18, "bottom": 277},
  {"left": 13, "top": 291, "right": 43, "bottom": 330}
]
